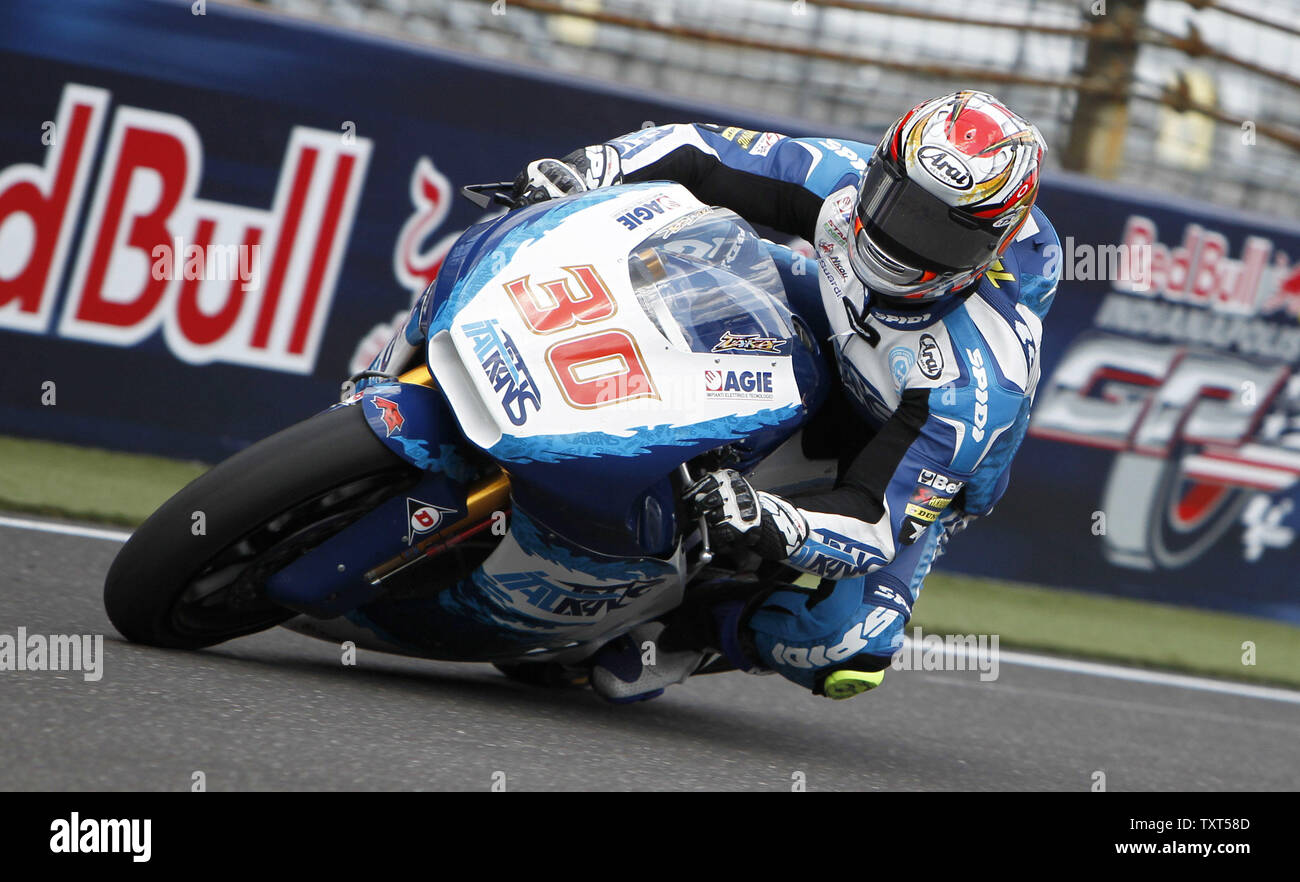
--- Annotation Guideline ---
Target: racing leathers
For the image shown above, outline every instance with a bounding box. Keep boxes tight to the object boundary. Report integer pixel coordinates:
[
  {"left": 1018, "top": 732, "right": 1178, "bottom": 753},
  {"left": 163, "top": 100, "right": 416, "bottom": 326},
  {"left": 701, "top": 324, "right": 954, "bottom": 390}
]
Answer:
[{"left": 558, "top": 123, "right": 1061, "bottom": 694}]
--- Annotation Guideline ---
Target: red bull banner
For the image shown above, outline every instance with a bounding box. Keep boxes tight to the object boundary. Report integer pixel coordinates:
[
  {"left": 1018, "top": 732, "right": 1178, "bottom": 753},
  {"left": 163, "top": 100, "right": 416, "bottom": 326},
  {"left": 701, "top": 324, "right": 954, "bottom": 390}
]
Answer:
[
  {"left": 2, "top": 83, "right": 370, "bottom": 373},
  {"left": 0, "top": 0, "right": 746, "bottom": 460},
  {"left": 937, "top": 181, "right": 1300, "bottom": 623},
  {"left": 1, "top": 0, "right": 1296, "bottom": 621}
]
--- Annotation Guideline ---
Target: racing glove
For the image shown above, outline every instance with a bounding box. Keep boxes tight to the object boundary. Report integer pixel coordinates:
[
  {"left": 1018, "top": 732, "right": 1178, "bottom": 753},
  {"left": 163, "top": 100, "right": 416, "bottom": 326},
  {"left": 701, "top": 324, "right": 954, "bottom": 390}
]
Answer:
[
  {"left": 684, "top": 468, "right": 809, "bottom": 561},
  {"left": 511, "top": 158, "right": 588, "bottom": 206},
  {"left": 511, "top": 145, "right": 623, "bottom": 206}
]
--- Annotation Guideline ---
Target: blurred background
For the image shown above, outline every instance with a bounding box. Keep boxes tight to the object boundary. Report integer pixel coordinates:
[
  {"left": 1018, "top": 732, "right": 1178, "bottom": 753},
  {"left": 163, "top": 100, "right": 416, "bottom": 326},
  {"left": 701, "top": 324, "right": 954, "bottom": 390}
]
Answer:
[
  {"left": 2, "top": 0, "right": 1298, "bottom": 683},
  {"left": 4, "top": 0, "right": 1299, "bottom": 798},
  {"left": 261, "top": 0, "right": 1300, "bottom": 220}
]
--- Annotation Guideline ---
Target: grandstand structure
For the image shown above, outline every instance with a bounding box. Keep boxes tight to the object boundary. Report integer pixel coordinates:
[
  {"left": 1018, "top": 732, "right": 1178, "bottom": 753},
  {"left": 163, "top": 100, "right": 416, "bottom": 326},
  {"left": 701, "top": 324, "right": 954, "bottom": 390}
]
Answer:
[{"left": 260, "top": 0, "right": 1300, "bottom": 220}]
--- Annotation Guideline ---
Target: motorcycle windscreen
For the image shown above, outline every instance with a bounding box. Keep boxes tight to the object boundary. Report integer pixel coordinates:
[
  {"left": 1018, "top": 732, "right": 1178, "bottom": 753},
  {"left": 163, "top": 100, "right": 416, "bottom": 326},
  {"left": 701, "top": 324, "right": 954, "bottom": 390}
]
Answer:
[{"left": 627, "top": 208, "right": 798, "bottom": 356}]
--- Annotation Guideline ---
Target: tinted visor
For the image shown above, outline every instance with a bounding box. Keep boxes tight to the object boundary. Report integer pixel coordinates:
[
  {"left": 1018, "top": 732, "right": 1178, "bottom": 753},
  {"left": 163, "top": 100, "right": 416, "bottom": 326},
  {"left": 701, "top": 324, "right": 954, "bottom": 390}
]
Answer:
[{"left": 856, "top": 155, "right": 1002, "bottom": 274}]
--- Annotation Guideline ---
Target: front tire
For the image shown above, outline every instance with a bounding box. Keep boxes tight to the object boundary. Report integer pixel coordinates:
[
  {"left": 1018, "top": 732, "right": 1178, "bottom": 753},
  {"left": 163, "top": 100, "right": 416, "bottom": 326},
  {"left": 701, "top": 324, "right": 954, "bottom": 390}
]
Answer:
[{"left": 104, "top": 404, "right": 421, "bottom": 649}]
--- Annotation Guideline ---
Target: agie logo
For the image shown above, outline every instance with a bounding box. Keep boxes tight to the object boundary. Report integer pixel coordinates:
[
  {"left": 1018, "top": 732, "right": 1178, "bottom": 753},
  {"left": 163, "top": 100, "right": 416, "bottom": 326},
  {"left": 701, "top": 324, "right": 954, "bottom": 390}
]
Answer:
[{"left": 704, "top": 369, "right": 774, "bottom": 399}]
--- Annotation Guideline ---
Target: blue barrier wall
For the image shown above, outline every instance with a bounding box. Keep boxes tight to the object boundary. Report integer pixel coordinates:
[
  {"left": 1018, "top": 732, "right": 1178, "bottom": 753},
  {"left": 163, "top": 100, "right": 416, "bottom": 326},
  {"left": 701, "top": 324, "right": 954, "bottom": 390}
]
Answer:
[
  {"left": 0, "top": 0, "right": 817, "bottom": 461},
  {"left": 2, "top": 0, "right": 1297, "bottom": 622}
]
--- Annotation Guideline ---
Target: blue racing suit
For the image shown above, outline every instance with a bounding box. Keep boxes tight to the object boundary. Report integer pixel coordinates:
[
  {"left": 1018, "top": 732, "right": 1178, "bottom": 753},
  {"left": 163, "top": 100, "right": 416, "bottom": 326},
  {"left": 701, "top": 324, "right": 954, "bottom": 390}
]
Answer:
[{"left": 563, "top": 123, "right": 1060, "bottom": 692}]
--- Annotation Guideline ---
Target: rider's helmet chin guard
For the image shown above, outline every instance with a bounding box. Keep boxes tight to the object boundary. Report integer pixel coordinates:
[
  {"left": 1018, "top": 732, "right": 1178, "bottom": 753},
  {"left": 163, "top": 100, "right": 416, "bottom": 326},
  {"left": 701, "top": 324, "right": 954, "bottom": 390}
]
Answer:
[{"left": 847, "top": 90, "right": 1047, "bottom": 307}]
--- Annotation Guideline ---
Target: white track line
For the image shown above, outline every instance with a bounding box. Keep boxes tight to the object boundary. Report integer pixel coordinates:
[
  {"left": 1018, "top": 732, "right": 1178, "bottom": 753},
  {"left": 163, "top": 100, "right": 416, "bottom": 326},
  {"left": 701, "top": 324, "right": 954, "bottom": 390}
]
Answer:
[
  {"left": 0, "top": 515, "right": 131, "bottom": 543},
  {"left": 2, "top": 515, "right": 1296, "bottom": 705},
  {"left": 1000, "top": 647, "right": 1300, "bottom": 705},
  {"left": 900, "top": 637, "right": 1300, "bottom": 706}
]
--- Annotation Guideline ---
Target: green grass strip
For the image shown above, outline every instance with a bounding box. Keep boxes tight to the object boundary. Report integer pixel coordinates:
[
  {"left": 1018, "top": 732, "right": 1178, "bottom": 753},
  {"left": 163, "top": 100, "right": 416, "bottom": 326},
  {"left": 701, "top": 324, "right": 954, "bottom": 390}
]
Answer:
[
  {"left": 914, "top": 571, "right": 1300, "bottom": 689},
  {"left": 0, "top": 435, "right": 207, "bottom": 527}
]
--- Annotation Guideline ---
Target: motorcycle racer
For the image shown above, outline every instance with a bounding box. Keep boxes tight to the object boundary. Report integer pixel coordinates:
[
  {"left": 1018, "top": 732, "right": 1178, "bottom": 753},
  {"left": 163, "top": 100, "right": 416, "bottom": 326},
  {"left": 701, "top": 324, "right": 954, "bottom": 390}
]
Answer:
[{"left": 512, "top": 91, "right": 1060, "bottom": 702}]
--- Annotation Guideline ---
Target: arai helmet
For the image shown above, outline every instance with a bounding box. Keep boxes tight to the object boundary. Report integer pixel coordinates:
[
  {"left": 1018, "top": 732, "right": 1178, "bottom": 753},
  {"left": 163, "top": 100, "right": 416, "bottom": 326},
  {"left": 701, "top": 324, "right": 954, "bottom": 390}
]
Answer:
[{"left": 847, "top": 90, "right": 1047, "bottom": 304}]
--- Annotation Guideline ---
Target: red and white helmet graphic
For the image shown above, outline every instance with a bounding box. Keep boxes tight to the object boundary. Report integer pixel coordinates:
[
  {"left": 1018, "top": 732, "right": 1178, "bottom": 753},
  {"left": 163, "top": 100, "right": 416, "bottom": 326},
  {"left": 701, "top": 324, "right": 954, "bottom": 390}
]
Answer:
[{"left": 848, "top": 90, "right": 1047, "bottom": 304}]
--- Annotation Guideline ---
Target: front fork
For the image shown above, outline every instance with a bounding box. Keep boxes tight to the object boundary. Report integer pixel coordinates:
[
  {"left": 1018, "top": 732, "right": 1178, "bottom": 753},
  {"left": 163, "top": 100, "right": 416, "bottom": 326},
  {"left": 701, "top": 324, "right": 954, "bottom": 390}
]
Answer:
[
  {"left": 679, "top": 463, "right": 713, "bottom": 583},
  {"left": 359, "top": 364, "right": 512, "bottom": 586},
  {"left": 263, "top": 365, "right": 511, "bottom": 618}
]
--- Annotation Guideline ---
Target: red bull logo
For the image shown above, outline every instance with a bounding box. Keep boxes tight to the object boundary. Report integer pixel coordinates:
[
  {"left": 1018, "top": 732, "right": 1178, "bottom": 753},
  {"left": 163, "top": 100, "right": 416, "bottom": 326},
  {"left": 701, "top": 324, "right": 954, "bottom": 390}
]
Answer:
[
  {"left": 1031, "top": 214, "right": 1300, "bottom": 570},
  {"left": 349, "top": 156, "right": 460, "bottom": 375},
  {"left": 393, "top": 156, "right": 458, "bottom": 297},
  {"left": 0, "top": 83, "right": 371, "bottom": 374}
]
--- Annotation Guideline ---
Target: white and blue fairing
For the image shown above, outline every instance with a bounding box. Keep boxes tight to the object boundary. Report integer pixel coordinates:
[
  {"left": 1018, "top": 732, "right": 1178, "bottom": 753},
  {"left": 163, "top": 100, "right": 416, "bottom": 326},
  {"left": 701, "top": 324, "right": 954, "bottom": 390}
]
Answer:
[
  {"left": 323, "top": 184, "right": 831, "bottom": 660},
  {"left": 422, "top": 183, "right": 827, "bottom": 557}
]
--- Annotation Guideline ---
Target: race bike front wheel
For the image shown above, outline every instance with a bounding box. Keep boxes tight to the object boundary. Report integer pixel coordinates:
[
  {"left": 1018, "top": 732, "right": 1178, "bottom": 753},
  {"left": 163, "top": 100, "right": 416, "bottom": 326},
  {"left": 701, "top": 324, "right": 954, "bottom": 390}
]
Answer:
[{"left": 104, "top": 403, "right": 421, "bottom": 650}]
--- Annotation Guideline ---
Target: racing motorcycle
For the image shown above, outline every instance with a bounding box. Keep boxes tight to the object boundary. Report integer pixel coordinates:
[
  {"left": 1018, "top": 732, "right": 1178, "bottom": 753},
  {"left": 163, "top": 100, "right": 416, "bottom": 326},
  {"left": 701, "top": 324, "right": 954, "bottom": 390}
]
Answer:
[{"left": 104, "top": 181, "right": 836, "bottom": 683}]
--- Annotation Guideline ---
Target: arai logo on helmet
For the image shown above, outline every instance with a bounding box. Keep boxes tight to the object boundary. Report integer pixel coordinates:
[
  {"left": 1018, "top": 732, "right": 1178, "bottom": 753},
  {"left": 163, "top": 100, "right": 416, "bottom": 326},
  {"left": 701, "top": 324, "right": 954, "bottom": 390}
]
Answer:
[{"left": 916, "top": 145, "right": 972, "bottom": 190}]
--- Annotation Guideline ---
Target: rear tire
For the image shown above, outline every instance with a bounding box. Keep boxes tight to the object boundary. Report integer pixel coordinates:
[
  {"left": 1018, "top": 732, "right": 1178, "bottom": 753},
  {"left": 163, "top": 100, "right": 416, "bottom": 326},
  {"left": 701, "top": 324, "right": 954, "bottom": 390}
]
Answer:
[{"left": 104, "top": 404, "right": 421, "bottom": 649}]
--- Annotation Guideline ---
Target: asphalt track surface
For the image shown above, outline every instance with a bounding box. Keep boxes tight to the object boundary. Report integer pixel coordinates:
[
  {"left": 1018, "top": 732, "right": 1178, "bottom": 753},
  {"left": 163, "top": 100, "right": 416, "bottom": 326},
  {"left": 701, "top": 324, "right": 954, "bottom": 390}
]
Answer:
[{"left": 2, "top": 515, "right": 1298, "bottom": 792}]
